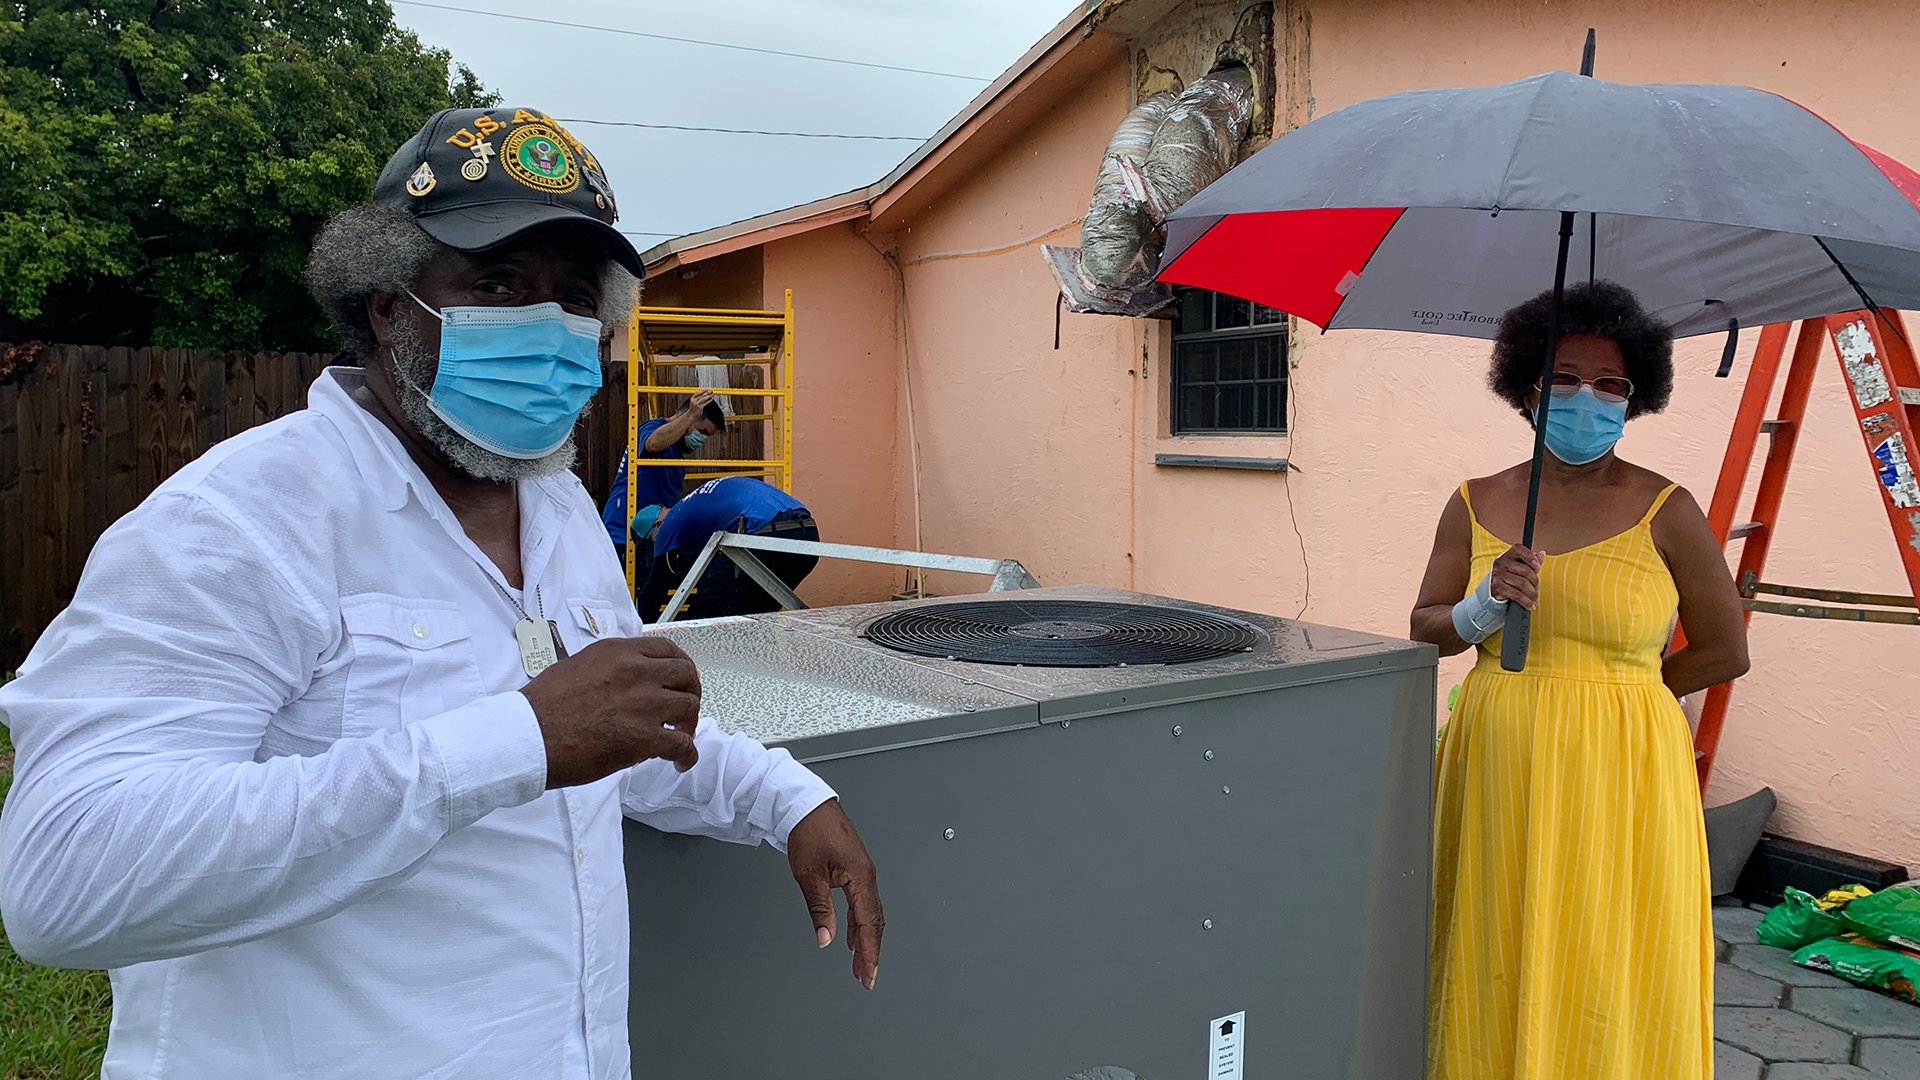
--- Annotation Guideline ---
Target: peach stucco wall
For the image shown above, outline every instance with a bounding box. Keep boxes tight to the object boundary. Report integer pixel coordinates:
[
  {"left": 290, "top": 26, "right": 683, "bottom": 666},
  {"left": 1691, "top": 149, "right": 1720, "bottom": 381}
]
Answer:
[
  {"left": 664, "top": 0, "right": 1918, "bottom": 867},
  {"left": 760, "top": 226, "right": 902, "bottom": 605},
  {"left": 1292, "top": 0, "right": 1920, "bottom": 867},
  {"left": 628, "top": 238, "right": 898, "bottom": 605}
]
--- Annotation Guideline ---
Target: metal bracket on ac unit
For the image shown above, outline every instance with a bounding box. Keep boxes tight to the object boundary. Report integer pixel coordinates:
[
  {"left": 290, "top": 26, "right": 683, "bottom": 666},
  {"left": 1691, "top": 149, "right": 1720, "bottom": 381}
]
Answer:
[{"left": 657, "top": 532, "right": 1043, "bottom": 623}]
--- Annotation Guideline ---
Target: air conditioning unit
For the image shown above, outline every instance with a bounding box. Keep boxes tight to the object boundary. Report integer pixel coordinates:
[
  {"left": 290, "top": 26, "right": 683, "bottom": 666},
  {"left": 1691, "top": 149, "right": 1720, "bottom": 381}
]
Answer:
[{"left": 625, "top": 585, "right": 1435, "bottom": 1080}]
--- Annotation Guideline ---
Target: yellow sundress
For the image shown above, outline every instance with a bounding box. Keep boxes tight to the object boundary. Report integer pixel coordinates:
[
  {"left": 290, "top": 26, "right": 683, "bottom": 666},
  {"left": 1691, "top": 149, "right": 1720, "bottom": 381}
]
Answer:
[{"left": 1429, "top": 482, "right": 1713, "bottom": 1080}]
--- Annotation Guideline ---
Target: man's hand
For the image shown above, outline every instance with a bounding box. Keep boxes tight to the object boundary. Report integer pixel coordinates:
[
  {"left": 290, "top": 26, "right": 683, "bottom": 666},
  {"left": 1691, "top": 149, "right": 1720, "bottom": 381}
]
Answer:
[
  {"left": 787, "top": 800, "right": 883, "bottom": 990},
  {"left": 685, "top": 389, "right": 716, "bottom": 415},
  {"left": 520, "top": 637, "right": 702, "bottom": 788}
]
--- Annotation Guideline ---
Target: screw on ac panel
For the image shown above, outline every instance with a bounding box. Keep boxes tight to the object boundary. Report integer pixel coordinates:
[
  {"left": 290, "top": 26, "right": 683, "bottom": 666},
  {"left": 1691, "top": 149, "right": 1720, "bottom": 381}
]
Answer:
[
  {"left": 1202, "top": 919, "right": 1214, "bottom": 930},
  {"left": 1171, "top": 725, "right": 1183, "bottom": 737},
  {"left": 1204, "top": 749, "right": 1215, "bottom": 761},
  {"left": 1061, "top": 720, "right": 1071, "bottom": 728},
  {"left": 943, "top": 828, "right": 956, "bottom": 841},
  {"left": 1222, "top": 786, "right": 1231, "bottom": 795}
]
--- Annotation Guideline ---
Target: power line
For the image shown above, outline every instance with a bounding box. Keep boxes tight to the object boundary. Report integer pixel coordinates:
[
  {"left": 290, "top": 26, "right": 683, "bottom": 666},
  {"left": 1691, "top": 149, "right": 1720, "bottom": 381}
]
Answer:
[
  {"left": 392, "top": 1, "right": 994, "bottom": 82},
  {"left": 557, "top": 117, "right": 925, "bottom": 142}
]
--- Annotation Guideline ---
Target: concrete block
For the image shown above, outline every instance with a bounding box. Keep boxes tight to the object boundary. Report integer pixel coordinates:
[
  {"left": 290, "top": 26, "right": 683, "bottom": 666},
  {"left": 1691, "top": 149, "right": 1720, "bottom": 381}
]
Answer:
[
  {"left": 1766, "top": 1066, "right": 1882, "bottom": 1080},
  {"left": 1791, "top": 988, "right": 1920, "bottom": 1039},
  {"left": 1715, "top": 962, "right": 1785, "bottom": 1008},
  {"left": 1715, "top": 905, "right": 1766, "bottom": 944},
  {"left": 1714, "top": 1005, "right": 1853, "bottom": 1063},
  {"left": 1714, "top": 1040, "right": 1764, "bottom": 1080},
  {"left": 1858, "top": 1037, "right": 1920, "bottom": 1079}
]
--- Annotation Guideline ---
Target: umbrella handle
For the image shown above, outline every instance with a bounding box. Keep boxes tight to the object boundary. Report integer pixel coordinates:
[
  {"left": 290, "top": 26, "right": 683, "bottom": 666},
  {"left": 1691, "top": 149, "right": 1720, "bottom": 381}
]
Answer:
[{"left": 1500, "top": 606, "right": 1534, "bottom": 672}]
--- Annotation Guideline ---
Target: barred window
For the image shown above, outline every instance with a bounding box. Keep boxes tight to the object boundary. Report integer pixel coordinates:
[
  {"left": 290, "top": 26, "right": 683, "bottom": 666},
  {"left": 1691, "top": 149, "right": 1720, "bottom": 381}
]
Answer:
[{"left": 1171, "top": 287, "right": 1288, "bottom": 435}]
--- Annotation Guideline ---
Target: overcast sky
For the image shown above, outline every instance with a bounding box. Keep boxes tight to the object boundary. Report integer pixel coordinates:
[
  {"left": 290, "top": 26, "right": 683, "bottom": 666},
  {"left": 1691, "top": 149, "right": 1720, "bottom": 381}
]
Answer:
[{"left": 391, "top": 0, "right": 1076, "bottom": 247}]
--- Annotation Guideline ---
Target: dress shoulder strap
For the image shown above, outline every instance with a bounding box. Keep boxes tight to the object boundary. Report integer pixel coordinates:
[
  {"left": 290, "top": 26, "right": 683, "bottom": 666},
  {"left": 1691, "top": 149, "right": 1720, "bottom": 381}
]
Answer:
[{"left": 1639, "top": 483, "right": 1682, "bottom": 526}]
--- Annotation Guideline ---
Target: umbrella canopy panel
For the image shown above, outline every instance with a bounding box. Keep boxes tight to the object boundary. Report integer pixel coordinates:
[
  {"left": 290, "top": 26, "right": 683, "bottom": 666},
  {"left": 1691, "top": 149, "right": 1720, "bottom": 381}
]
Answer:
[{"left": 1160, "top": 71, "right": 1920, "bottom": 339}]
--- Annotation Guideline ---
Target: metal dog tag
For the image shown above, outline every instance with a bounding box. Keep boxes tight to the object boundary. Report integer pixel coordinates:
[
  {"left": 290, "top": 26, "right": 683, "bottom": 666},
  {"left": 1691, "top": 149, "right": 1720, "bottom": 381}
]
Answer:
[{"left": 515, "top": 617, "right": 567, "bottom": 678}]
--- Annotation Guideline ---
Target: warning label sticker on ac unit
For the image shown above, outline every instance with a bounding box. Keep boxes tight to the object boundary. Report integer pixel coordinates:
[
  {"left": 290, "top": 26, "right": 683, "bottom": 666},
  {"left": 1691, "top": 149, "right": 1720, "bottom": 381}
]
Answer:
[
  {"left": 642, "top": 615, "right": 757, "bottom": 633},
  {"left": 1208, "top": 1011, "right": 1246, "bottom": 1080}
]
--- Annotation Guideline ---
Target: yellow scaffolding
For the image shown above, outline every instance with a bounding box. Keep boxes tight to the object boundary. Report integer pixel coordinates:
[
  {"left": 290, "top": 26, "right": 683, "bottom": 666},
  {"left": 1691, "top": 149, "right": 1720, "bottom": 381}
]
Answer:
[{"left": 624, "top": 290, "right": 795, "bottom": 594}]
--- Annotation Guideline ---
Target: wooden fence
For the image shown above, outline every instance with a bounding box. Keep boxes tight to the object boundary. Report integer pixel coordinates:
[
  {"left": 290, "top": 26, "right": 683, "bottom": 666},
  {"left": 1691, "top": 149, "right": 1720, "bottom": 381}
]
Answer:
[{"left": 0, "top": 343, "right": 707, "bottom": 671}]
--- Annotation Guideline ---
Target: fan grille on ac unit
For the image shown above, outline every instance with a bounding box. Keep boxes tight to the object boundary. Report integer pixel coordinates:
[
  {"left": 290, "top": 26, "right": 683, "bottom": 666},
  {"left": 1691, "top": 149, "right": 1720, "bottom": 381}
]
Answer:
[{"left": 862, "top": 599, "right": 1261, "bottom": 667}]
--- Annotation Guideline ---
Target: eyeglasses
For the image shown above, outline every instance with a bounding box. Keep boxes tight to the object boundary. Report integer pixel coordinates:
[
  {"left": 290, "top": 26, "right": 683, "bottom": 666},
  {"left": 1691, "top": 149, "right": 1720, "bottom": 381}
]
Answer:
[{"left": 1538, "top": 370, "right": 1634, "bottom": 403}]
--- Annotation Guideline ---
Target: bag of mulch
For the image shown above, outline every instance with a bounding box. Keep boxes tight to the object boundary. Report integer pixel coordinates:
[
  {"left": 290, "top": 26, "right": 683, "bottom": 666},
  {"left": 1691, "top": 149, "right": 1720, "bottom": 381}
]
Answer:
[
  {"left": 1839, "top": 885, "right": 1920, "bottom": 953},
  {"left": 1758, "top": 885, "right": 1872, "bottom": 950},
  {"left": 1792, "top": 934, "right": 1920, "bottom": 1004}
]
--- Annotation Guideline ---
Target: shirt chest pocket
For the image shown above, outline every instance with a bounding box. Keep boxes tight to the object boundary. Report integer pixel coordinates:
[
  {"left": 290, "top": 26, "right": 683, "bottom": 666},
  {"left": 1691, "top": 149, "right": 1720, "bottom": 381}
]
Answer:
[
  {"left": 340, "top": 595, "right": 484, "bottom": 735},
  {"left": 562, "top": 595, "right": 631, "bottom": 655}
]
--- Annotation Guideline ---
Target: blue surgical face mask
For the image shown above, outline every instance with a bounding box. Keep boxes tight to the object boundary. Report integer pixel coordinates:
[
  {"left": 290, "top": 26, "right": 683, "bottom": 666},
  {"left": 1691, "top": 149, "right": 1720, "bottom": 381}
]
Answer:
[
  {"left": 1542, "top": 385, "right": 1628, "bottom": 465},
  {"left": 403, "top": 290, "right": 603, "bottom": 459},
  {"left": 681, "top": 431, "right": 707, "bottom": 451}
]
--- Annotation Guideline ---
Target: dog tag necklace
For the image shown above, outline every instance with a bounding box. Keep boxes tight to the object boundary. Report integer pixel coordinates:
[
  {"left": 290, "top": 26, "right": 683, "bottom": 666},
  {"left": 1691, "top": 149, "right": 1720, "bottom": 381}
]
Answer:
[{"left": 487, "top": 576, "right": 567, "bottom": 678}]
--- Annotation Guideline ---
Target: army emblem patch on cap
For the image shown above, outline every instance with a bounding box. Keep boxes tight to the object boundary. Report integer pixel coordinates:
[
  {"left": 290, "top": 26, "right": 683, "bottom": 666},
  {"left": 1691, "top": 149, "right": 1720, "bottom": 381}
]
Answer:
[
  {"left": 502, "top": 123, "right": 578, "bottom": 194},
  {"left": 405, "top": 161, "right": 437, "bottom": 197}
]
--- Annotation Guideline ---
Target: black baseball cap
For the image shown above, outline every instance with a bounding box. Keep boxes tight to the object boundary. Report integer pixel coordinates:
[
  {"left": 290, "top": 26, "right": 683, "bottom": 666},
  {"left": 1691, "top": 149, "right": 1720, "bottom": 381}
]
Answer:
[{"left": 373, "top": 107, "right": 644, "bottom": 275}]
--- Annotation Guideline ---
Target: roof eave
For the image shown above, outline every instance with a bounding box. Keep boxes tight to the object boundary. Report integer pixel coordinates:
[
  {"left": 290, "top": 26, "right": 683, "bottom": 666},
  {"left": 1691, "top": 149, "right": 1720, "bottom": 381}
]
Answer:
[{"left": 640, "top": 1, "right": 1111, "bottom": 275}]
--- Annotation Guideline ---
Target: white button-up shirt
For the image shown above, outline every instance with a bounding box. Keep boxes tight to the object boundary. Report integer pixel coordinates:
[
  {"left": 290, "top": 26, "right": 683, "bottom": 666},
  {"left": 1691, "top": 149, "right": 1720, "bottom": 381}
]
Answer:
[{"left": 0, "top": 368, "right": 834, "bottom": 1079}]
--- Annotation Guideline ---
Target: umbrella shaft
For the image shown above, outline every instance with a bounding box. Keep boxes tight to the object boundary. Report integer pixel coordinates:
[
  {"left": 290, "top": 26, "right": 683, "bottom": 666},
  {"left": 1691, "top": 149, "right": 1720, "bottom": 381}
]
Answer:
[
  {"left": 1519, "top": 210, "right": 1580, "bottom": 547},
  {"left": 1504, "top": 210, "right": 1580, "bottom": 674}
]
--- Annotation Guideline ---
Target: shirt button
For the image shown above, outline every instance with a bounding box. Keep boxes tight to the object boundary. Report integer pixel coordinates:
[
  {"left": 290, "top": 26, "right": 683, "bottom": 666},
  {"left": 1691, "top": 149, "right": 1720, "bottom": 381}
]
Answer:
[
  {"left": 576, "top": 847, "right": 587, "bottom": 865},
  {"left": 411, "top": 623, "right": 428, "bottom": 639}
]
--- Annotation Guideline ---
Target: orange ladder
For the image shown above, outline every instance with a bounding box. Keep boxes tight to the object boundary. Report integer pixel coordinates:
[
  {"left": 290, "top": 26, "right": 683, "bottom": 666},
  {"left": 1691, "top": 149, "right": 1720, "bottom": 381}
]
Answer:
[{"left": 1684, "top": 309, "right": 1920, "bottom": 791}]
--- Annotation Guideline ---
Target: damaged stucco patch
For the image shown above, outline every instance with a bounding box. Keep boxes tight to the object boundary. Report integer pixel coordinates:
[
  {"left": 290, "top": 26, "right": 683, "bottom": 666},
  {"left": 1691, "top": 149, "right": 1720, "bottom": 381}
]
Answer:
[
  {"left": 1834, "top": 318, "right": 1894, "bottom": 408},
  {"left": 1132, "top": 1, "right": 1275, "bottom": 141}
]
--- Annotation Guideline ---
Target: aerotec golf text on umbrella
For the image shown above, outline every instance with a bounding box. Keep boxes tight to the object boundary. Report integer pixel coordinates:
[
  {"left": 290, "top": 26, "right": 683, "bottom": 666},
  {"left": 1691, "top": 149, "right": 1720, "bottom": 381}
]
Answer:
[{"left": 1156, "top": 64, "right": 1920, "bottom": 670}]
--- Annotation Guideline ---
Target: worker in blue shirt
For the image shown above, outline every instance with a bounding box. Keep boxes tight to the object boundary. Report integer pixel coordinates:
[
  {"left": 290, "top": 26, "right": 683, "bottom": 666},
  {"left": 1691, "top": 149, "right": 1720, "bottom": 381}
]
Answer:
[
  {"left": 600, "top": 389, "right": 726, "bottom": 547},
  {"left": 633, "top": 476, "right": 819, "bottom": 619}
]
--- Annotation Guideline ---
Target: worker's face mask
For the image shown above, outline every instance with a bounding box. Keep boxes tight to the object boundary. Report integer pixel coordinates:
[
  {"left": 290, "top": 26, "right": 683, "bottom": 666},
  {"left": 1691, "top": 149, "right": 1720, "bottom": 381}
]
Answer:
[
  {"left": 682, "top": 431, "right": 708, "bottom": 451},
  {"left": 1541, "top": 385, "right": 1627, "bottom": 465},
  {"left": 401, "top": 290, "right": 603, "bottom": 459}
]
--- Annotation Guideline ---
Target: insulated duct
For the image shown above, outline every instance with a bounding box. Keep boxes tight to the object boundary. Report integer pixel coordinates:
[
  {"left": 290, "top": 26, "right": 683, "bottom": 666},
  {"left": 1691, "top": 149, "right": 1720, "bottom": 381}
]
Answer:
[
  {"left": 1044, "top": 64, "right": 1256, "bottom": 316},
  {"left": 1076, "top": 91, "right": 1177, "bottom": 289}
]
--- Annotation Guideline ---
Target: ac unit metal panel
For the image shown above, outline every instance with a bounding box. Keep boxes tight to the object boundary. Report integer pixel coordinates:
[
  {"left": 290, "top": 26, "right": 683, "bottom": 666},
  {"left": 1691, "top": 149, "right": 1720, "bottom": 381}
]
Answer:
[{"left": 626, "top": 586, "right": 1436, "bottom": 1080}]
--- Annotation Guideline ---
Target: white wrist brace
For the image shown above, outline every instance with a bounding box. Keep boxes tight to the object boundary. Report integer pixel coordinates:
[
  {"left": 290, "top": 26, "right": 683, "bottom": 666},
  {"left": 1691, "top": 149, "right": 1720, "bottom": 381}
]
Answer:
[{"left": 1451, "top": 571, "right": 1509, "bottom": 644}]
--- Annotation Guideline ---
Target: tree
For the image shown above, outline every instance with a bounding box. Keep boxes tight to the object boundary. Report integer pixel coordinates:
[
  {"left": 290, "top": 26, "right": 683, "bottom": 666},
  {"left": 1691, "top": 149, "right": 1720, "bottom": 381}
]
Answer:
[{"left": 0, "top": 1, "right": 498, "bottom": 350}]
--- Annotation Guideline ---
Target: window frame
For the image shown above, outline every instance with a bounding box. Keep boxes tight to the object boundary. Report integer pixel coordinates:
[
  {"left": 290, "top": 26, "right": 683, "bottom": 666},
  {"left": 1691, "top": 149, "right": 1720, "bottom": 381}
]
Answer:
[{"left": 1169, "top": 288, "right": 1289, "bottom": 436}]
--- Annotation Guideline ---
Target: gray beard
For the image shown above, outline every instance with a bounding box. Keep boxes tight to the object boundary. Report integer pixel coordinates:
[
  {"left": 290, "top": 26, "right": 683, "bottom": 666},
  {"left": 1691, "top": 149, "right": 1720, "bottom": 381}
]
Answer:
[{"left": 385, "top": 318, "right": 583, "bottom": 483}]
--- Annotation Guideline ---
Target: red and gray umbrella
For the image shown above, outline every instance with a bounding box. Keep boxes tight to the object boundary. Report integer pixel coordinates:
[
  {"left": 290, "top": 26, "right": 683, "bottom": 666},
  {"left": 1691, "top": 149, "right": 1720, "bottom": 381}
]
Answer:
[
  {"left": 1155, "top": 58, "right": 1920, "bottom": 669},
  {"left": 1157, "top": 70, "right": 1920, "bottom": 340}
]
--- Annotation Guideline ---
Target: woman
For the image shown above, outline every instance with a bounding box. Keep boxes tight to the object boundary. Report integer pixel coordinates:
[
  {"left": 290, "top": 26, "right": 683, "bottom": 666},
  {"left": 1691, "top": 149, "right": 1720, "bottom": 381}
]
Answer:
[{"left": 1411, "top": 281, "right": 1750, "bottom": 1080}]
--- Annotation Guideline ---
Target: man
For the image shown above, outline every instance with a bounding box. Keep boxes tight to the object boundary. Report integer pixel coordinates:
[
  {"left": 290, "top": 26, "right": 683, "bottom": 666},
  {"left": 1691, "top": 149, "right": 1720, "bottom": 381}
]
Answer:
[
  {"left": 0, "top": 107, "right": 882, "bottom": 1079},
  {"left": 634, "top": 476, "right": 820, "bottom": 619},
  {"left": 599, "top": 390, "right": 725, "bottom": 548}
]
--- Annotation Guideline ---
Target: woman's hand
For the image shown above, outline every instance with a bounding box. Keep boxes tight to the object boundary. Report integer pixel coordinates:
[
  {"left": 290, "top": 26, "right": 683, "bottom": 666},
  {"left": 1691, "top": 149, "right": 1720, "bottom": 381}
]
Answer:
[
  {"left": 1654, "top": 488, "right": 1751, "bottom": 697},
  {"left": 1490, "top": 545, "right": 1544, "bottom": 610}
]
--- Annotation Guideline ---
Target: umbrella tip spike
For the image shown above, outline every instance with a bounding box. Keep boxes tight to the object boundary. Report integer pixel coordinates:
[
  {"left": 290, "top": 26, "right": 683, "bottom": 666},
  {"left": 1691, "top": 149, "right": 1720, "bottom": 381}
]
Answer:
[{"left": 1580, "top": 29, "right": 1597, "bottom": 77}]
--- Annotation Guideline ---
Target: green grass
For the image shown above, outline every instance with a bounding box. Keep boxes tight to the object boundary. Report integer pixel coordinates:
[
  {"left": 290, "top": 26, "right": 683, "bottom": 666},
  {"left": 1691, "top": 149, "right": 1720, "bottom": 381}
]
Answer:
[{"left": 0, "top": 701, "right": 114, "bottom": 1080}]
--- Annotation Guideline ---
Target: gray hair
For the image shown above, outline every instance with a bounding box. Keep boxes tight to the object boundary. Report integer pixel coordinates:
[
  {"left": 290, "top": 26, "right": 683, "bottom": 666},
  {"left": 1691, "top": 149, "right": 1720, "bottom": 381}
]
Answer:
[{"left": 305, "top": 204, "right": 641, "bottom": 360}]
